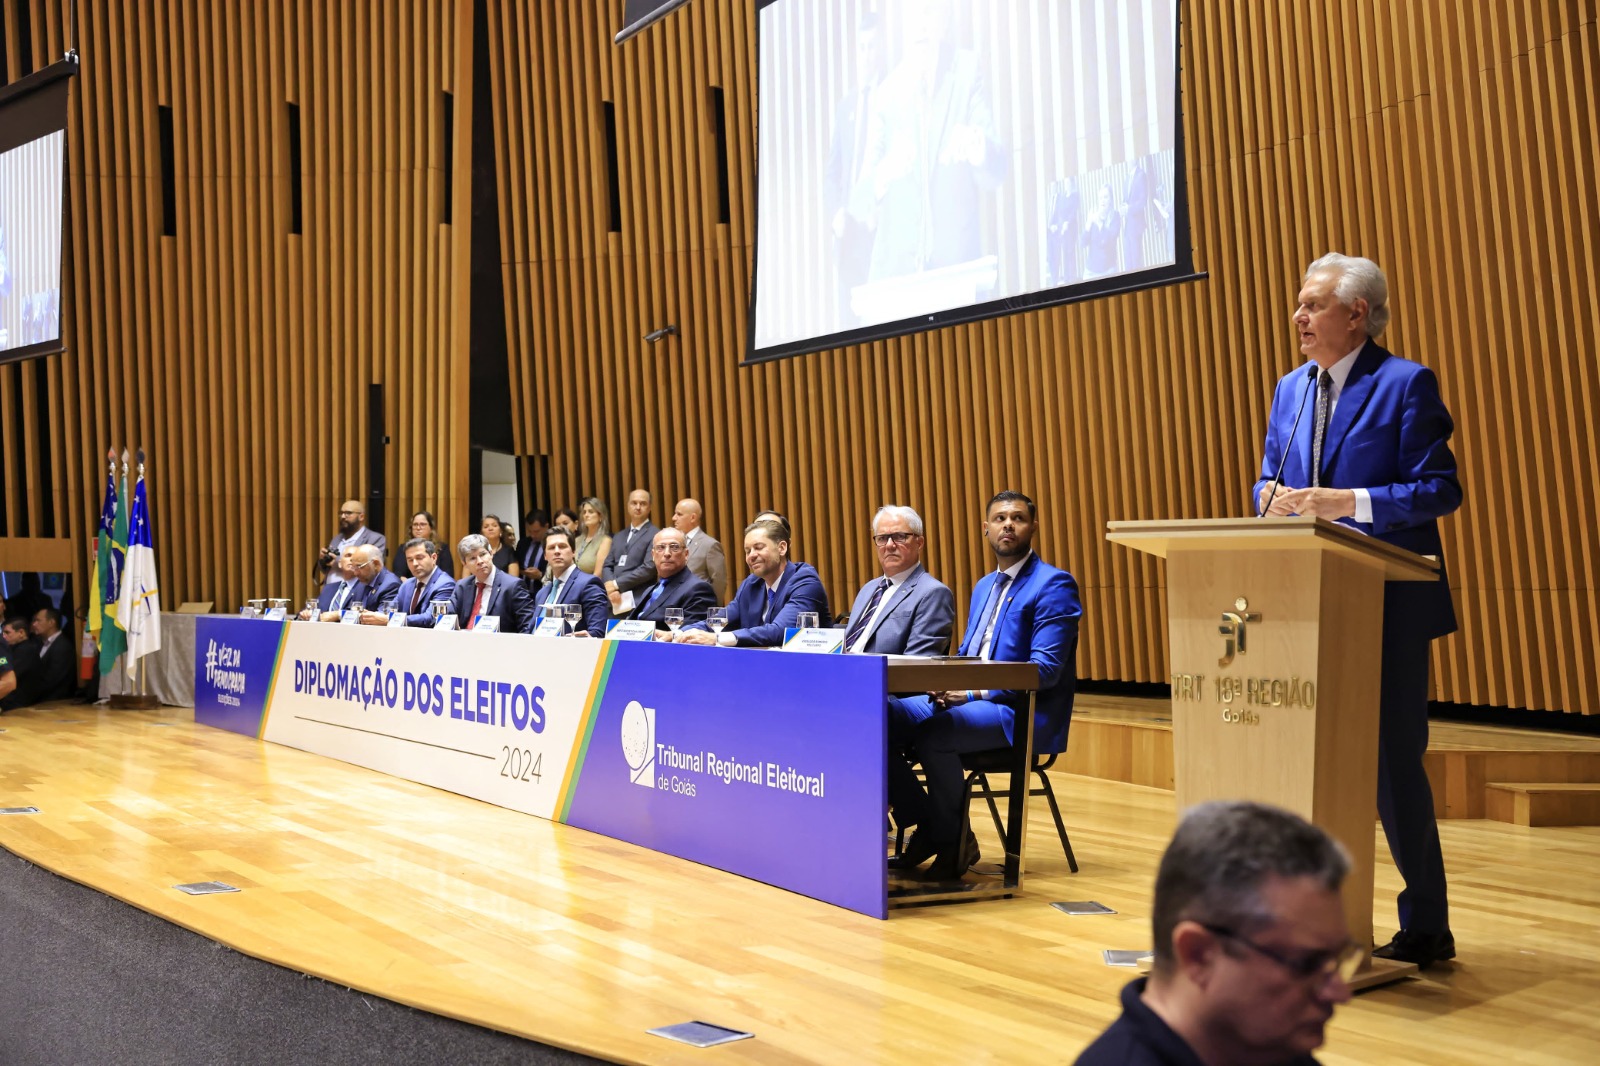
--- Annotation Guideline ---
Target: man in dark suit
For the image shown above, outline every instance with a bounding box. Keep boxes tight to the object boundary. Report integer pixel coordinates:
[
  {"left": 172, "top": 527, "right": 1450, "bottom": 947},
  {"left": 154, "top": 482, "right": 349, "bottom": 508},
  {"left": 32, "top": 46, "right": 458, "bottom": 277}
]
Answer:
[
  {"left": 1254, "top": 253, "right": 1462, "bottom": 969},
  {"left": 350, "top": 544, "right": 402, "bottom": 616},
  {"left": 25, "top": 606, "right": 79, "bottom": 704},
  {"left": 843, "top": 505, "right": 955, "bottom": 656},
  {"left": 0, "top": 617, "right": 39, "bottom": 711},
  {"left": 316, "top": 498, "right": 387, "bottom": 586},
  {"left": 513, "top": 509, "right": 551, "bottom": 587},
  {"left": 625, "top": 528, "right": 717, "bottom": 632},
  {"left": 889, "top": 491, "right": 1081, "bottom": 880},
  {"left": 675, "top": 519, "right": 831, "bottom": 648},
  {"left": 451, "top": 534, "right": 536, "bottom": 634},
  {"left": 302, "top": 545, "right": 367, "bottom": 620},
  {"left": 533, "top": 529, "right": 609, "bottom": 637},
  {"left": 603, "top": 489, "right": 660, "bottom": 611},
  {"left": 366, "top": 538, "right": 456, "bottom": 628}
]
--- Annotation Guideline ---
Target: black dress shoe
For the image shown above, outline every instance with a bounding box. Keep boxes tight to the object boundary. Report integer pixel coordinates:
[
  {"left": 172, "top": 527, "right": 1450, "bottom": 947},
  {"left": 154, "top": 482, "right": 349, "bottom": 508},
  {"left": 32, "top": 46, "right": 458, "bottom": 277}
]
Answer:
[
  {"left": 1374, "top": 928, "right": 1456, "bottom": 969},
  {"left": 890, "top": 828, "right": 940, "bottom": 870},
  {"left": 923, "top": 830, "right": 981, "bottom": 881}
]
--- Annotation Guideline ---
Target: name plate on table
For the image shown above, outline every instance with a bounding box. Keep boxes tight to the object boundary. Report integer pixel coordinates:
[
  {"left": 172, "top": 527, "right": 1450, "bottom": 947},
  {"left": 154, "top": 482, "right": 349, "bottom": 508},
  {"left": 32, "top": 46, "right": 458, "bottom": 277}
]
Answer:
[
  {"left": 387, "top": 612, "right": 406, "bottom": 627},
  {"left": 474, "top": 615, "right": 501, "bottom": 633},
  {"left": 263, "top": 607, "right": 287, "bottom": 621},
  {"left": 340, "top": 609, "right": 362, "bottom": 624},
  {"left": 434, "top": 614, "right": 458, "bottom": 631},
  {"left": 783, "top": 628, "right": 845, "bottom": 653},
  {"left": 605, "top": 619, "right": 657, "bottom": 641},
  {"left": 534, "top": 618, "right": 566, "bottom": 638}
]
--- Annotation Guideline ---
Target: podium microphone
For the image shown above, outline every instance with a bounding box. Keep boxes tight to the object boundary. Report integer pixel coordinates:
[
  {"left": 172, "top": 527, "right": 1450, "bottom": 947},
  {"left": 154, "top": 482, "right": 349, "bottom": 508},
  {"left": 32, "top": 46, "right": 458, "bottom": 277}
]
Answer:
[{"left": 1258, "top": 364, "right": 1320, "bottom": 517}]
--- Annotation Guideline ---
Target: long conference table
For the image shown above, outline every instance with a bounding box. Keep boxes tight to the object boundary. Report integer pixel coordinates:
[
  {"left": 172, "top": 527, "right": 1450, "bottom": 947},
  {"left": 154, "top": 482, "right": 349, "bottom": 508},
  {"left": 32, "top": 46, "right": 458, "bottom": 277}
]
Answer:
[{"left": 192, "top": 617, "right": 1041, "bottom": 919}]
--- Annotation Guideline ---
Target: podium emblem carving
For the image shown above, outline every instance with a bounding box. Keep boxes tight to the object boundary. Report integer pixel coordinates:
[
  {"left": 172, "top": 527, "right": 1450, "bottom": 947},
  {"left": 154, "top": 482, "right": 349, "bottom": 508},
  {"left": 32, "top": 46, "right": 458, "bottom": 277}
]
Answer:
[{"left": 1217, "top": 597, "right": 1261, "bottom": 667}]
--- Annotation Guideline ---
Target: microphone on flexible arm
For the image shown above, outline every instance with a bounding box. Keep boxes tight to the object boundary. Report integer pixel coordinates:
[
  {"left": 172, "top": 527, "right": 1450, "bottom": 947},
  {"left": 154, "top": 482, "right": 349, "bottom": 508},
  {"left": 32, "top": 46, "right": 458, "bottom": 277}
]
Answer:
[{"left": 1258, "top": 364, "right": 1320, "bottom": 517}]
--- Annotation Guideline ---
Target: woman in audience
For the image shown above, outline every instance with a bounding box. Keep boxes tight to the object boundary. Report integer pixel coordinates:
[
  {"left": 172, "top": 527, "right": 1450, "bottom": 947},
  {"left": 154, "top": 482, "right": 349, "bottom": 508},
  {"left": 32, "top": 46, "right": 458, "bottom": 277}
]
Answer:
[
  {"left": 553, "top": 507, "right": 581, "bottom": 536},
  {"left": 573, "top": 498, "right": 612, "bottom": 576},
  {"left": 480, "top": 514, "right": 518, "bottom": 576}
]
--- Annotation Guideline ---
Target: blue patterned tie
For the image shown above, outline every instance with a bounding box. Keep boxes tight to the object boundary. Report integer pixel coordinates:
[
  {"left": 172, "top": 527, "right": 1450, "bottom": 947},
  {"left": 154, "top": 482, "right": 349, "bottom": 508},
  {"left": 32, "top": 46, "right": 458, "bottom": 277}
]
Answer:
[
  {"left": 971, "top": 574, "right": 1013, "bottom": 659},
  {"left": 844, "top": 578, "right": 891, "bottom": 651}
]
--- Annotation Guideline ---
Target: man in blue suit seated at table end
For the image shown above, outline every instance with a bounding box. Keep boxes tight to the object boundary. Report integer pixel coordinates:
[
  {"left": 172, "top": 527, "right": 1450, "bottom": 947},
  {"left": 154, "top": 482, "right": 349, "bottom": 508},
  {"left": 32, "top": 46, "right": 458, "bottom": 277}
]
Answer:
[
  {"left": 366, "top": 537, "right": 456, "bottom": 627},
  {"left": 450, "top": 534, "right": 537, "bottom": 633},
  {"left": 889, "top": 490, "right": 1081, "bottom": 881},
  {"left": 674, "top": 518, "right": 830, "bottom": 648},
  {"left": 533, "top": 528, "right": 610, "bottom": 637},
  {"left": 1253, "top": 252, "right": 1462, "bottom": 970}
]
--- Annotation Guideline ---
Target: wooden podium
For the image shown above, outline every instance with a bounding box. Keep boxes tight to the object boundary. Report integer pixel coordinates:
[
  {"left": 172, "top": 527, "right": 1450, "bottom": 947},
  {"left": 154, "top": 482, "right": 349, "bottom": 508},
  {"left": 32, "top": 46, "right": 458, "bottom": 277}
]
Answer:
[{"left": 1106, "top": 517, "right": 1441, "bottom": 988}]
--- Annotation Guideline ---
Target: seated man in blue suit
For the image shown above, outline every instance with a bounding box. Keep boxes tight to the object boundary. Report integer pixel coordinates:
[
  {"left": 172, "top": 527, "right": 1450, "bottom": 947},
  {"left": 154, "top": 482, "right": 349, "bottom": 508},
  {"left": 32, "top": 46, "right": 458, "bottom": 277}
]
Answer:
[
  {"left": 889, "top": 491, "right": 1081, "bottom": 880},
  {"left": 1254, "top": 253, "right": 1463, "bottom": 970},
  {"left": 303, "top": 545, "right": 367, "bottom": 620},
  {"left": 843, "top": 505, "right": 955, "bottom": 656},
  {"left": 366, "top": 537, "right": 457, "bottom": 627},
  {"left": 450, "top": 534, "right": 537, "bottom": 633},
  {"left": 533, "top": 528, "right": 610, "bottom": 637},
  {"left": 350, "top": 544, "right": 402, "bottom": 617},
  {"left": 625, "top": 528, "right": 718, "bottom": 632},
  {"left": 674, "top": 518, "right": 830, "bottom": 647}
]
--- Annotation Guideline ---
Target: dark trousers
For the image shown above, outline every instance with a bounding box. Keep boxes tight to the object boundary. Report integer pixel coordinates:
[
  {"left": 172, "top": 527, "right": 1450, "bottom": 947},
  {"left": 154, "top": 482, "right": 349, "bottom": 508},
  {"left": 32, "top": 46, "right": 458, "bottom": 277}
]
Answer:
[
  {"left": 1378, "top": 614, "right": 1450, "bottom": 934},
  {"left": 888, "top": 695, "right": 1012, "bottom": 843}
]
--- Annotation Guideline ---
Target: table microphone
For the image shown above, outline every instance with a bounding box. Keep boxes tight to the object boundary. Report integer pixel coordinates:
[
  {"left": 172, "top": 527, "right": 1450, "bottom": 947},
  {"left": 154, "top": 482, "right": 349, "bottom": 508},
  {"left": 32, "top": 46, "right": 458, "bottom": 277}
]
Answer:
[{"left": 1258, "top": 364, "right": 1320, "bottom": 517}]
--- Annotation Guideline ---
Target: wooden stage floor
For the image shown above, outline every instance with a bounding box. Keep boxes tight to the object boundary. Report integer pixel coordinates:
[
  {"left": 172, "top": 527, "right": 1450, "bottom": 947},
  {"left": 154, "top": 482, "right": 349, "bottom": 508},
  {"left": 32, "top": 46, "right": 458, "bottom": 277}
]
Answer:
[{"left": 1, "top": 700, "right": 1597, "bottom": 1064}]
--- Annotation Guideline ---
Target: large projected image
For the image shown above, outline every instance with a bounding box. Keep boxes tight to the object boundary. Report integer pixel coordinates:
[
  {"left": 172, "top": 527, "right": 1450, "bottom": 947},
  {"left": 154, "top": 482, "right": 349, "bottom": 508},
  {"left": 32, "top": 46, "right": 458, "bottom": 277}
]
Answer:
[
  {"left": 751, "top": 0, "right": 1187, "bottom": 361},
  {"left": 0, "top": 131, "right": 65, "bottom": 357}
]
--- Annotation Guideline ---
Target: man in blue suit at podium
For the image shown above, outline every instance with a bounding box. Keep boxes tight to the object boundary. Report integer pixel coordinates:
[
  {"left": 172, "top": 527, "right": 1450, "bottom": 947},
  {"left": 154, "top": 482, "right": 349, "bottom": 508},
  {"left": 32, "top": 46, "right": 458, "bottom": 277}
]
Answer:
[
  {"left": 889, "top": 491, "right": 1081, "bottom": 880},
  {"left": 1254, "top": 253, "right": 1462, "bottom": 969}
]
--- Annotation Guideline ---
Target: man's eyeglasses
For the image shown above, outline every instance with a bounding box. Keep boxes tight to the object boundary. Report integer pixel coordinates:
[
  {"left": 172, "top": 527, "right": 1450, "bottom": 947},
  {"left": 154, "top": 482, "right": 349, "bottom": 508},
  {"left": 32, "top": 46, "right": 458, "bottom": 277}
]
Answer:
[
  {"left": 652, "top": 544, "right": 686, "bottom": 555},
  {"left": 1201, "top": 924, "right": 1363, "bottom": 983},
  {"left": 872, "top": 532, "right": 917, "bottom": 547}
]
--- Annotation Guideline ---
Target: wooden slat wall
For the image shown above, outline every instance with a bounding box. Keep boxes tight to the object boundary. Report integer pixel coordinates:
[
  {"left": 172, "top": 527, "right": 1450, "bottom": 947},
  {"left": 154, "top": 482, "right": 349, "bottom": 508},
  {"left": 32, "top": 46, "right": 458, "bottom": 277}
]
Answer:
[
  {"left": 485, "top": 0, "right": 1599, "bottom": 715},
  {"left": 0, "top": 0, "right": 469, "bottom": 616}
]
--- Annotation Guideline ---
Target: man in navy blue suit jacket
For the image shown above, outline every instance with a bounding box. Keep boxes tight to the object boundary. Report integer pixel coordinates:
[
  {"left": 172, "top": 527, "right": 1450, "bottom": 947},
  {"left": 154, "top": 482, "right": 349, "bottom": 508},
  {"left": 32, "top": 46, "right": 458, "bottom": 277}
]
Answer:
[
  {"left": 675, "top": 518, "right": 830, "bottom": 648},
  {"left": 625, "top": 528, "right": 718, "bottom": 631},
  {"left": 303, "top": 545, "right": 366, "bottom": 620},
  {"left": 1253, "top": 253, "right": 1462, "bottom": 969},
  {"left": 532, "top": 529, "right": 610, "bottom": 637},
  {"left": 450, "top": 534, "right": 537, "bottom": 634},
  {"left": 350, "top": 544, "right": 402, "bottom": 616},
  {"left": 365, "top": 538, "right": 457, "bottom": 628},
  {"left": 889, "top": 491, "right": 1081, "bottom": 880}
]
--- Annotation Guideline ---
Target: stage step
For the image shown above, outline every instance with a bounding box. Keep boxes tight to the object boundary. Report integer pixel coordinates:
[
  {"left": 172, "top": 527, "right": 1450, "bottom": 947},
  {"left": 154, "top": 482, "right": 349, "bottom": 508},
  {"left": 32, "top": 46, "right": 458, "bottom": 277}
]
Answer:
[{"left": 1483, "top": 782, "right": 1600, "bottom": 827}]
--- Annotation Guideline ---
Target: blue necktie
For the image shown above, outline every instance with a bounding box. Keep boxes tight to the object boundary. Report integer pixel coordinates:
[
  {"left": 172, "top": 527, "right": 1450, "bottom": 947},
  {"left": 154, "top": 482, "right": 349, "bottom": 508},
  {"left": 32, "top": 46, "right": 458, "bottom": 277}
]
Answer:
[
  {"left": 637, "top": 580, "right": 667, "bottom": 615},
  {"left": 844, "top": 578, "right": 891, "bottom": 651},
  {"left": 332, "top": 581, "right": 352, "bottom": 612},
  {"left": 763, "top": 585, "right": 778, "bottom": 624},
  {"left": 970, "top": 573, "right": 1012, "bottom": 659},
  {"left": 547, "top": 577, "right": 563, "bottom": 605}
]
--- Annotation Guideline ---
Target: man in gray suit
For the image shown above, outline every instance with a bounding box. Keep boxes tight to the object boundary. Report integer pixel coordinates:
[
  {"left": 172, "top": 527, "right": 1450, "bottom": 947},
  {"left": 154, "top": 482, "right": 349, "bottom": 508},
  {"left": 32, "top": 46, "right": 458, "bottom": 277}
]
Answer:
[
  {"left": 672, "top": 497, "right": 728, "bottom": 602},
  {"left": 603, "top": 488, "right": 660, "bottom": 612},
  {"left": 842, "top": 505, "right": 955, "bottom": 656},
  {"left": 316, "top": 498, "right": 387, "bottom": 585}
]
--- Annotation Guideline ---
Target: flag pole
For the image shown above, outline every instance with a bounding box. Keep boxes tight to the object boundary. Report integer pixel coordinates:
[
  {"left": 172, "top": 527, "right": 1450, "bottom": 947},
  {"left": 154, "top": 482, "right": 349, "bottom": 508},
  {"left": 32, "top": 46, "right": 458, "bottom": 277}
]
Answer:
[{"left": 109, "top": 449, "right": 160, "bottom": 711}]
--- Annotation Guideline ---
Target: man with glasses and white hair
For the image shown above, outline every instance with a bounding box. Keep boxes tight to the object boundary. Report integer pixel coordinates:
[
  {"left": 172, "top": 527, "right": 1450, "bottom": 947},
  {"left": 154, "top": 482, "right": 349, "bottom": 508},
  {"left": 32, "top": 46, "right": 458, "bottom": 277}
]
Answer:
[
  {"left": 1076, "top": 801, "right": 1357, "bottom": 1065},
  {"left": 1253, "top": 253, "right": 1461, "bottom": 970},
  {"left": 841, "top": 505, "right": 954, "bottom": 656}
]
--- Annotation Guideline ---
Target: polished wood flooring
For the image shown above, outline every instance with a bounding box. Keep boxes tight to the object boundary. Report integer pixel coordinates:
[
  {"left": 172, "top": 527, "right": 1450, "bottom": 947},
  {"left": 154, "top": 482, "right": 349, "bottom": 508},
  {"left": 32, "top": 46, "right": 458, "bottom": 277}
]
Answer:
[{"left": 1, "top": 701, "right": 1597, "bottom": 1064}]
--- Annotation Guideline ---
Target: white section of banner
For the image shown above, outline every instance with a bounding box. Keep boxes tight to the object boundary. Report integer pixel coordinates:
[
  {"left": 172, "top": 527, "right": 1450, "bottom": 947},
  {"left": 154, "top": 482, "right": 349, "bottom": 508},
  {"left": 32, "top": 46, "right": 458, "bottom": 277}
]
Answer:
[{"left": 264, "top": 622, "right": 606, "bottom": 820}]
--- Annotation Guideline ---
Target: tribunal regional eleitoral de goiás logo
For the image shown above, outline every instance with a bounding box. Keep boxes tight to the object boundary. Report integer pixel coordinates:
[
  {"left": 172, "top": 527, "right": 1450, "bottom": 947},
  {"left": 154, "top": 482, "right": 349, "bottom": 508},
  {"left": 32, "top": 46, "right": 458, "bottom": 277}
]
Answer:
[{"left": 621, "top": 699, "right": 656, "bottom": 787}]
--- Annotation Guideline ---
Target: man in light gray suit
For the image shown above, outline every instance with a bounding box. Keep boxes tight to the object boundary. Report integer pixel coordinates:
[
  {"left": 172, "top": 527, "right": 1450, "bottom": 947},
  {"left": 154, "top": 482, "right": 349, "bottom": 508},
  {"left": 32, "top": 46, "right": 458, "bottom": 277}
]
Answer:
[
  {"left": 672, "top": 497, "right": 728, "bottom": 602},
  {"left": 317, "top": 497, "right": 387, "bottom": 585},
  {"left": 842, "top": 505, "right": 955, "bottom": 656}
]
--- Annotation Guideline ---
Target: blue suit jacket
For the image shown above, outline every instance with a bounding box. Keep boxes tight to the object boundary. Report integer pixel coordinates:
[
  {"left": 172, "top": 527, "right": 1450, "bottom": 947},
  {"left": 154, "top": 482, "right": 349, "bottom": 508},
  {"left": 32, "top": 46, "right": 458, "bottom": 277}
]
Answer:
[
  {"left": 359, "top": 568, "right": 403, "bottom": 612},
  {"left": 959, "top": 555, "right": 1081, "bottom": 754},
  {"left": 533, "top": 569, "right": 610, "bottom": 637},
  {"left": 451, "top": 568, "right": 537, "bottom": 634},
  {"left": 318, "top": 578, "right": 367, "bottom": 614},
  {"left": 394, "top": 567, "right": 457, "bottom": 628},
  {"left": 688, "top": 561, "right": 831, "bottom": 647},
  {"left": 629, "top": 568, "right": 718, "bottom": 630},
  {"left": 843, "top": 565, "right": 956, "bottom": 656},
  {"left": 1253, "top": 340, "right": 1461, "bottom": 638}
]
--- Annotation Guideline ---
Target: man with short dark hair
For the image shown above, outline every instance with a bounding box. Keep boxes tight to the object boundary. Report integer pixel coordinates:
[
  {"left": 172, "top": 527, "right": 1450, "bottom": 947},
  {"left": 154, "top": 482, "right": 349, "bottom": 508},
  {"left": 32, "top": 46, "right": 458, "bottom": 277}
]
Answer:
[
  {"left": 625, "top": 528, "right": 717, "bottom": 631},
  {"left": 450, "top": 534, "right": 536, "bottom": 633},
  {"left": 370, "top": 538, "right": 456, "bottom": 627},
  {"left": 603, "top": 489, "right": 660, "bottom": 608},
  {"left": 842, "top": 505, "right": 954, "bottom": 655},
  {"left": 316, "top": 498, "right": 387, "bottom": 585},
  {"left": 26, "top": 606, "right": 78, "bottom": 704},
  {"left": 889, "top": 490, "right": 1081, "bottom": 879},
  {"left": 533, "top": 529, "right": 609, "bottom": 637},
  {"left": 674, "top": 519, "right": 830, "bottom": 648},
  {"left": 1075, "top": 801, "right": 1356, "bottom": 1066},
  {"left": 0, "top": 617, "right": 40, "bottom": 710},
  {"left": 514, "top": 509, "right": 552, "bottom": 586}
]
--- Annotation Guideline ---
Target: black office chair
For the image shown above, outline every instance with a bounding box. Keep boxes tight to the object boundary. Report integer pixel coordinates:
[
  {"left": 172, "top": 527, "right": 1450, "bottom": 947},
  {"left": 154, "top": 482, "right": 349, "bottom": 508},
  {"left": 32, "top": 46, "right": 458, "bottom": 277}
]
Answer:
[{"left": 960, "top": 748, "right": 1078, "bottom": 873}]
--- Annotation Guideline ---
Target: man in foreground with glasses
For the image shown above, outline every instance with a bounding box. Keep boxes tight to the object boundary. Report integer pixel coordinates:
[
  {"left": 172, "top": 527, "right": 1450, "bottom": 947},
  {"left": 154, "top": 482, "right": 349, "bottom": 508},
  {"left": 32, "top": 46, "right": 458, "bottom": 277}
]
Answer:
[
  {"left": 842, "top": 505, "right": 954, "bottom": 656},
  {"left": 1076, "top": 801, "right": 1358, "bottom": 1065},
  {"left": 622, "top": 528, "right": 717, "bottom": 632}
]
